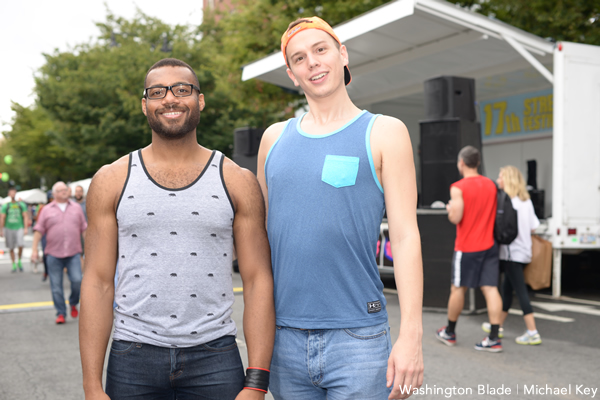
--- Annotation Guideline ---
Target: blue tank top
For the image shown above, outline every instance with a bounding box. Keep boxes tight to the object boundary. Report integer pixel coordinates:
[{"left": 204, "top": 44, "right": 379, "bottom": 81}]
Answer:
[{"left": 265, "top": 110, "right": 387, "bottom": 329}]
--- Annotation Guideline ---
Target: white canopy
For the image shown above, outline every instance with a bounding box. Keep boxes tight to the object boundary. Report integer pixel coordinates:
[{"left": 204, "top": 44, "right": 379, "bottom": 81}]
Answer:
[
  {"left": 68, "top": 178, "right": 92, "bottom": 195},
  {"left": 2, "top": 189, "right": 48, "bottom": 205},
  {"left": 241, "top": 0, "right": 554, "bottom": 108}
]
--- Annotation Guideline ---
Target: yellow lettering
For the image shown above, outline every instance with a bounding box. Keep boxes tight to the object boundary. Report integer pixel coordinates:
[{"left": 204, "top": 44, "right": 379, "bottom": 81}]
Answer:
[
  {"left": 505, "top": 115, "right": 512, "bottom": 133},
  {"left": 524, "top": 99, "right": 532, "bottom": 116},
  {"left": 549, "top": 95, "right": 553, "bottom": 113},
  {"left": 534, "top": 115, "right": 541, "bottom": 130},
  {"left": 484, "top": 104, "right": 493, "bottom": 136},
  {"left": 494, "top": 102, "right": 507, "bottom": 134},
  {"left": 539, "top": 96, "right": 547, "bottom": 113},
  {"left": 511, "top": 113, "right": 521, "bottom": 132}
]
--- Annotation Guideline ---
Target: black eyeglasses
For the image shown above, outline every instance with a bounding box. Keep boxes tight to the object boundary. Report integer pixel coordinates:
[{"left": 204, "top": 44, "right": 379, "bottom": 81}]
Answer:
[{"left": 144, "top": 84, "right": 200, "bottom": 99}]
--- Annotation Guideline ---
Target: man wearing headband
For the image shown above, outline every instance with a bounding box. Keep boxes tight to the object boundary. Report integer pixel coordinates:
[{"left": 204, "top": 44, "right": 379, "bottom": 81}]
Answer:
[{"left": 256, "top": 17, "right": 424, "bottom": 400}]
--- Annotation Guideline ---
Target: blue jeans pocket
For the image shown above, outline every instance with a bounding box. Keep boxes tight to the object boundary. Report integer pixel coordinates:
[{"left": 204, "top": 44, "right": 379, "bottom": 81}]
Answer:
[
  {"left": 110, "top": 340, "right": 138, "bottom": 355},
  {"left": 343, "top": 324, "right": 388, "bottom": 340},
  {"left": 321, "top": 155, "right": 360, "bottom": 188},
  {"left": 201, "top": 335, "right": 238, "bottom": 352}
]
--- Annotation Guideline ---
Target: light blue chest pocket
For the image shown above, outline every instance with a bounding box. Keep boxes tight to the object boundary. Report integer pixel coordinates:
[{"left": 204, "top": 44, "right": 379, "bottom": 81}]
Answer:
[{"left": 321, "top": 155, "right": 360, "bottom": 188}]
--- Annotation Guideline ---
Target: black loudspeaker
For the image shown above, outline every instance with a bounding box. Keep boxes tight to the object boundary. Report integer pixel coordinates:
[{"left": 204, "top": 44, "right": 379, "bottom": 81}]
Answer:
[
  {"left": 527, "top": 160, "right": 538, "bottom": 190},
  {"left": 424, "top": 76, "right": 476, "bottom": 121},
  {"left": 420, "top": 119, "right": 481, "bottom": 206},
  {"left": 529, "top": 189, "right": 545, "bottom": 219},
  {"left": 234, "top": 127, "right": 264, "bottom": 157},
  {"left": 232, "top": 127, "right": 265, "bottom": 175}
]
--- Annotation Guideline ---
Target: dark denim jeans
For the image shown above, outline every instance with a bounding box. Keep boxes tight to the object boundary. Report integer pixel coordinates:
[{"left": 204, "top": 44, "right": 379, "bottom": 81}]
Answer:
[
  {"left": 105, "top": 335, "right": 244, "bottom": 400},
  {"left": 46, "top": 254, "right": 81, "bottom": 317}
]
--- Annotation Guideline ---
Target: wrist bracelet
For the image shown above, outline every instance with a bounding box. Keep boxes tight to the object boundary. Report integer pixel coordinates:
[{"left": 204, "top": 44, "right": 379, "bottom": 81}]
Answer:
[{"left": 243, "top": 367, "right": 270, "bottom": 393}]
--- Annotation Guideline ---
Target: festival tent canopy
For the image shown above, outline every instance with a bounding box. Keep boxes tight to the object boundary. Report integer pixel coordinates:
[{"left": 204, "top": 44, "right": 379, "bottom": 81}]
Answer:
[
  {"left": 241, "top": 0, "right": 554, "bottom": 108},
  {"left": 1, "top": 189, "right": 48, "bottom": 205}
]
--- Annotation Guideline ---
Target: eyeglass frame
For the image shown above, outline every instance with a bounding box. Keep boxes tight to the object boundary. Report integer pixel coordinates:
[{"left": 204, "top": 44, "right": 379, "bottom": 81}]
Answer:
[{"left": 143, "top": 83, "right": 201, "bottom": 99}]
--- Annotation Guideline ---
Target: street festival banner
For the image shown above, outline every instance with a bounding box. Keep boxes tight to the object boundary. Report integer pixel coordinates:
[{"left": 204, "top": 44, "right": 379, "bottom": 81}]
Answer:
[{"left": 479, "top": 88, "right": 553, "bottom": 142}]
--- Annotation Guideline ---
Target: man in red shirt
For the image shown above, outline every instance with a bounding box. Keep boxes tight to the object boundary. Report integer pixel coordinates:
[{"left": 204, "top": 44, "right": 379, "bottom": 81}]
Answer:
[
  {"left": 436, "top": 146, "right": 503, "bottom": 352},
  {"left": 31, "top": 181, "right": 88, "bottom": 324}
]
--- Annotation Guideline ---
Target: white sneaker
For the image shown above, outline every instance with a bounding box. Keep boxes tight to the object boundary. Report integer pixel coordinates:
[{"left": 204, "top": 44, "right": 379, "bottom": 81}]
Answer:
[
  {"left": 516, "top": 331, "right": 542, "bottom": 345},
  {"left": 481, "top": 322, "right": 504, "bottom": 338}
]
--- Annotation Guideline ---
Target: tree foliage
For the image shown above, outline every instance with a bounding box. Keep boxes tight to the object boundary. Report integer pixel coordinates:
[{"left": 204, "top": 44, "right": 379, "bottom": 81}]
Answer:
[
  {"left": 448, "top": 0, "right": 600, "bottom": 45},
  {"left": 2, "top": 0, "right": 597, "bottom": 190},
  {"left": 2, "top": 11, "right": 234, "bottom": 186}
]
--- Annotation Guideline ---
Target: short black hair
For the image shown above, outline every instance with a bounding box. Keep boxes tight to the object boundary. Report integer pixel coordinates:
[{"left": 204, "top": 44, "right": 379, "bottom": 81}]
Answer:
[
  {"left": 7, "top": 187, "right": 16, "bottom": 193},
  {"left": 144, "top": 58, "right": 200, "bottom": 89},
  {"left": 458, "top": 146, "right": 480, "bottom": 168}
]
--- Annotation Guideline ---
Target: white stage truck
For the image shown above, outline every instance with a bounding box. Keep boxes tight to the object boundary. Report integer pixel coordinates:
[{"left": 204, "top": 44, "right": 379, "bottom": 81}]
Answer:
[{"left": 241, "top": 0, "right": 600, "bottom": 298}]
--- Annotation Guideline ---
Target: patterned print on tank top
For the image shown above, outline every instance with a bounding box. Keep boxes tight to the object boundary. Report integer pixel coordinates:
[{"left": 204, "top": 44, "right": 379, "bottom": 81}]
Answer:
[{"left": 113, "top": 150, "right": 236, "bottom": 348}]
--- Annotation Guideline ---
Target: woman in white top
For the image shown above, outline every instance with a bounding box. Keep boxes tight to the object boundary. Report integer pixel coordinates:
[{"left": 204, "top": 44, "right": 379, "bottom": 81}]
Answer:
[{"left": 482, "top": 166, "right": 542, "bottom": 345}]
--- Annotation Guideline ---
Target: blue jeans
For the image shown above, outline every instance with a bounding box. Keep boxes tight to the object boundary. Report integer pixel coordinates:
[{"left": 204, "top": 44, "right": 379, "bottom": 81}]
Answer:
[
  {"left": 270, "top": 321, "right": 392, "bottom": 400},
  {"left": 46, "top": 254, "right": 82, "bottom": 317},
  {"left": 105, "top": 335, "right": 245, "bottom": 399}
]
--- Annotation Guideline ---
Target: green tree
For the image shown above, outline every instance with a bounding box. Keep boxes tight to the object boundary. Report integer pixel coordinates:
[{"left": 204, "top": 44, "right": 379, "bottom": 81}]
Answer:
[
  {"left": 198, "top": 0, "right": 393, "bottom": 129},
  {"left": 448, "top": 0, "right": 600, "bottom": 45},
  {"left": 2, "top": 10, "right": 241, "bottom": 187},
  {"left": 1, "top": 103, "right": 68, "bottom": 188},
  {"left": 35, "top": 11, "right": 232, "bottom": 179}
]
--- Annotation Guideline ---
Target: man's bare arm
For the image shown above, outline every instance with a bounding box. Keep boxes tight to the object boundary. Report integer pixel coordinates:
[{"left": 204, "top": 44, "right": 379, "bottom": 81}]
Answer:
[
  {"left": 79, "top": 159, "right": 127, "bottom": 399},
  {"left": 372, "top": 116, "right": 424, "bottom": 399},
  {"left": 0, "top": 213, "right": 5, "bottom": 236},
  {"left": 225, "top": 161, "right": 275, "bottom": 399},
  {"left": 446, "top": 186, "right": 464, "bottom": 225},
  {"left": 256, "top": 122, "right": 287, "bottom": 222}
]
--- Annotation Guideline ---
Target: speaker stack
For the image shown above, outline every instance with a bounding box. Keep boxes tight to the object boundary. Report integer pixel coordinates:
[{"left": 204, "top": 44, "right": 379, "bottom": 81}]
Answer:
[
  {"left": 420, "top": 76, "right": 481, "bottom": 206},
  {"left": 232, "top": 127, "right": 265, "bottom": 175}
]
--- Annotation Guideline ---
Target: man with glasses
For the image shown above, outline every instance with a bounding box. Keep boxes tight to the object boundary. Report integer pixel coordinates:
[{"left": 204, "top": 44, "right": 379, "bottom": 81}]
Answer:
[{"left": 79, "top": 58, "right": 275, "bottom": 400}]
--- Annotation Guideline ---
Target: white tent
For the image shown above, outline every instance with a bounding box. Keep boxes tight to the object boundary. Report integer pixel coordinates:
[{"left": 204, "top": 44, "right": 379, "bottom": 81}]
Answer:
[
  {"left": 1, "top": 188, "right": 48, "bottom": 205},
  {"left": 68, "top": 178, "right": 92, "bottom": 195}
]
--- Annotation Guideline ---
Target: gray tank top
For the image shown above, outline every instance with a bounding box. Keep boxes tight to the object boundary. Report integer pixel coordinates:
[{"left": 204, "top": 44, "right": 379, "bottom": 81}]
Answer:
[{"left": 112, "top": 149, "right": 236, "bottom": 348}]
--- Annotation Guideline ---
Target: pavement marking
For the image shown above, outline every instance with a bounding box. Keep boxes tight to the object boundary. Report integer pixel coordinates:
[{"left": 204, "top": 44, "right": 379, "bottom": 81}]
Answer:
[
  {"left": 530, "top": 301, "right": 600, "bottom": 317},
  {"left": 508, "top": 308, "right": 575, "bottom": 322},
  {"left": 535, "top": 293, "right": 600, "bottom": 307},
  {"left": 0, "top": 288, "right": 244, "bottom": 313},
  {"left": 0, "top": 300, "right": 55, "bottom": 310}
]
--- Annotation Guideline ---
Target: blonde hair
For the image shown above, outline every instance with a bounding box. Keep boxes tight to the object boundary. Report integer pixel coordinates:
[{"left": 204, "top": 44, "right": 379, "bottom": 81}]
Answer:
[{"left": 500, "top": 166, "right": 530, "bottom": 201}]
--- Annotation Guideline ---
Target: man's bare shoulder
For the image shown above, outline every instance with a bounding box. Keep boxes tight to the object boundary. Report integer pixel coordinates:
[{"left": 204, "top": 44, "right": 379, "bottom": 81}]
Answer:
[
  {"left": 259, "top": 120, "right": 290, "bottom": 151},
  {"left": 222, "top": 157, "right": 262, "bottom": 209},
  {"left": 222, "top": 156, "right": 259, "bottom": 187},
  {"left": 88, "top": 154, "right": 130, "bottom": 204},
  {"left": 263, "top": 120, "right": 289, "bottom": 140},
  {"left": 371, "top": 115, "right": 409, "bottom": 139}
]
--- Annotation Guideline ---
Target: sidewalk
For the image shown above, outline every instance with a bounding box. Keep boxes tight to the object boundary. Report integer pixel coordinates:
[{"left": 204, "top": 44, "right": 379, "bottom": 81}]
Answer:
[{"left": 1, "top": 249, "right": 599, "bottom": 399}]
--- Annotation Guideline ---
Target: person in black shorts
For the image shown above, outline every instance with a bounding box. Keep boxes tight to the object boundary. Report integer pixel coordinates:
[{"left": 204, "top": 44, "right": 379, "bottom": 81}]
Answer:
[{"left": 436, "top": 146, "right": 504, "bottom": 352}]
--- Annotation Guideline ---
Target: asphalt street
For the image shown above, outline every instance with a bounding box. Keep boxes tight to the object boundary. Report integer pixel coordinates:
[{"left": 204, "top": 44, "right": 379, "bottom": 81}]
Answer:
[{"left": 1, "top": 235, "right": 599, "bottom": 400}]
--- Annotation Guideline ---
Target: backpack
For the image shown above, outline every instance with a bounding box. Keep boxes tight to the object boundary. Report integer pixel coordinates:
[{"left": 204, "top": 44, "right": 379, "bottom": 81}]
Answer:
[{"left": 494, "top": 186, "right": 518, "bottom": 245}]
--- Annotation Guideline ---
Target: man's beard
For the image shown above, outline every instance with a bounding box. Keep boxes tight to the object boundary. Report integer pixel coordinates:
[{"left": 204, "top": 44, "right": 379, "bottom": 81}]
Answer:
[
  {"left": 147, "top": 103, "right": 201, "bottom": 140},
  {"left": 75, "top": 195, "right": 83, "bottom": 201}
]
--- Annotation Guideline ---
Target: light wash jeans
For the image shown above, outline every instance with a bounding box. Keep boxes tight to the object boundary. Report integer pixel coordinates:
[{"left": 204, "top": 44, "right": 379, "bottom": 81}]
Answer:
[
  {"left": 270, "top": 321, "right": 393, "bottom": 399},
  {"left": 46, "top": 254, "right": 82, "bottom": 317}
]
